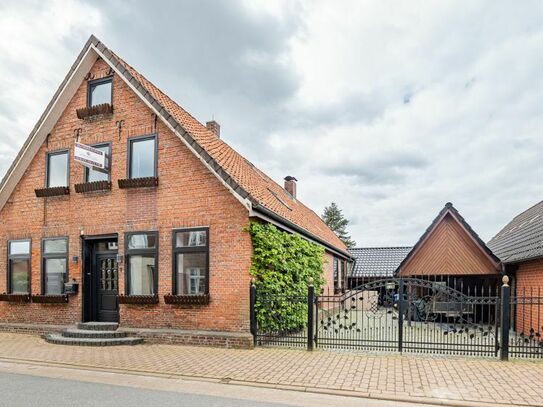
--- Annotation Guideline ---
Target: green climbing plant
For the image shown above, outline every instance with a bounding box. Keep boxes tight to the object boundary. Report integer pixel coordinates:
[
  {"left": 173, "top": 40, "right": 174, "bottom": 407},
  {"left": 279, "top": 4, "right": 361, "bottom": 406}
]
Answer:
[{"left": 248, "top": 221, "right": 325, "bottom": 333}]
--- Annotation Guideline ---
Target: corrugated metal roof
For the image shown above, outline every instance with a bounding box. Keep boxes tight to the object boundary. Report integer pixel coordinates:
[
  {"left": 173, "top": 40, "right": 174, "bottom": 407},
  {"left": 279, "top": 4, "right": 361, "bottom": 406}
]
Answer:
[
  {"left": 488, "top": 200, "right": 543, "bottom": 263},
  {"left": 349, "top": 247, "right": 412, "bottom": 277}
]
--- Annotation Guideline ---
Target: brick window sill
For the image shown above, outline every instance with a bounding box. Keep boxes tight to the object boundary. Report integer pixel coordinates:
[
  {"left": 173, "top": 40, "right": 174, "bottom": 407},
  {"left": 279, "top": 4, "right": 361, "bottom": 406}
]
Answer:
[
  {"left": 164, "top": 294, "right": 210, "bottom": 305},
  {"left": 76, "top": 103, "right": 113, "bottom": 119},
  {"left": 118, "top": 294, "right": 159, "bottom": 305},
  {"left": 118, "top": 177, "right": 159, "bottom": 189},
  {"left": 0, "top": 293, "right": 31, "bottom": 303},
  {"left": 35, "top": 186, "right": 70, "bottom": 198},
  {"left": 31, "top": 294, "right": 69, "bottom": 304},
  {"left": 75, "top": 180, "right": 112, "bottom": 193}
]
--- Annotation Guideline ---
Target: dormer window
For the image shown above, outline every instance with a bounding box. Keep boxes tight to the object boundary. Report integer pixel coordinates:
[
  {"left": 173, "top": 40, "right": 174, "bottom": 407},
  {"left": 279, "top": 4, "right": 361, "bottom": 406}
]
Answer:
[{"left": 88, "top": 77, "right": 112, "bottom": 107}]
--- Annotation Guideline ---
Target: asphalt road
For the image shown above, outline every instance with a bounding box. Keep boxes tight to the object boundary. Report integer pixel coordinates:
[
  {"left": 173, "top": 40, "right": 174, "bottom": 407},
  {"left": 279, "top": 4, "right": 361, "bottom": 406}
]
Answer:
[{"left": 0, "top": 372, "right": 289, "bottom": 407}]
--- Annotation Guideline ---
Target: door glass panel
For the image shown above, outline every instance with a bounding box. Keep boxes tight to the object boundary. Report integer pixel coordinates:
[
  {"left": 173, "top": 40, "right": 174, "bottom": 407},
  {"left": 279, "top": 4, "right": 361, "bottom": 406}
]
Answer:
[{"left": 99, "top": 258, "right": 118, "bottom": 291}]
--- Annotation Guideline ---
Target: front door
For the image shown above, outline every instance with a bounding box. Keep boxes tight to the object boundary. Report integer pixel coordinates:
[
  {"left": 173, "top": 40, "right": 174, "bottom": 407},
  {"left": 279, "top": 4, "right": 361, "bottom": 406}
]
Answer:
[{"left": 95, "top": 253, "right": 119, "bottom": 322}]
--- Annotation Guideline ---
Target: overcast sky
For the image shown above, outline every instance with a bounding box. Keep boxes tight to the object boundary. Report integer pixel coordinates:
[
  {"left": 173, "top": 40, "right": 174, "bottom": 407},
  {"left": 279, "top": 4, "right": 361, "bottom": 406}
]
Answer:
[{"left": 1, "top": 0, "right": 543, "bottom": 247}]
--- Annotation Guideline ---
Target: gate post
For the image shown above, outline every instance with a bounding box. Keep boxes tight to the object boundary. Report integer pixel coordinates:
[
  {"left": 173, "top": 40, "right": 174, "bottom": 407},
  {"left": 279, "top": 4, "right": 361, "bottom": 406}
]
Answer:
[
  {"left": 500, "top": 276, "right": 511, "bottom": 361},
  {"left": 398, "top": 278, "right": 404, "bottom": 353},
  {"left": 307, "top": 278, "right": 315, "bottom": 351},
  {"left": 250, "top": 278, "right": 257, "bottom": 347}
]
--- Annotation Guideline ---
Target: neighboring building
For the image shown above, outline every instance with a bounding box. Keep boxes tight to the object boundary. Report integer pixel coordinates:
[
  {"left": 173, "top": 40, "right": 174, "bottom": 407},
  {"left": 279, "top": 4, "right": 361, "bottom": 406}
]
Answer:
[
  {"left": 488, "top": 200, "right": 543, "bottom": 335},
  {"left": 0, "top": 36, "right": 350, "bottom": 346},
  {"left": 396, "top": 203, "right": 502, "bottom": 289},
  {"left": 348, "top": 246, "right": 411, "bottom": 287}
]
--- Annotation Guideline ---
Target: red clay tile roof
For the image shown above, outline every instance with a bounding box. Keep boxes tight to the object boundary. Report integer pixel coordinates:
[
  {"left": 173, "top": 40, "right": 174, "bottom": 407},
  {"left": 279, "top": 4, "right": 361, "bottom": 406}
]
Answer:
[{"left": 101, "top": 43, "right": 348, "bottom": 255}]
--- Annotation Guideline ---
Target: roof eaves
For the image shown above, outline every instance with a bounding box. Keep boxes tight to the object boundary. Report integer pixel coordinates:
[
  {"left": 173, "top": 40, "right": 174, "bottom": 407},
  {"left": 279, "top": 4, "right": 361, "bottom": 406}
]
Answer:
[{"left": 251, "top": 203, "right": 353, "bottom": 259}]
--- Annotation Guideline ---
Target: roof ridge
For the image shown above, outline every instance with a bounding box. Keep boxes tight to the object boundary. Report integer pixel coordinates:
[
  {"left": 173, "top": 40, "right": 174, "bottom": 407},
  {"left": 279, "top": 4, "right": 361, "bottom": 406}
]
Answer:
[
  {"left": 109, "top": 50, "right": 212, "bottom": 136},
  {"left": 95, "top": 38, "right": 349, "bottom": 255}
]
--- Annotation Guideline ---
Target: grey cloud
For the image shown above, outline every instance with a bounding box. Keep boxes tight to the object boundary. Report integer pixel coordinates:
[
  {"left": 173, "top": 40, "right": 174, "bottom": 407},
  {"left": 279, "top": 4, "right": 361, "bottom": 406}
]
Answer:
[{"left": 322, "top": 151, "right": 428, "bottom": 185}]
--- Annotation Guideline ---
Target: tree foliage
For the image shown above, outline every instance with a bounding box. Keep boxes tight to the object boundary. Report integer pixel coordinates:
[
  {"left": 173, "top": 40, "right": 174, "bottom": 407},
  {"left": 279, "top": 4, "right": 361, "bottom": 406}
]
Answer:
[
  {"left": 322, "top": 202, "right": 356, "bottom": 248},
  {"left": 248, "top": 221, "right": 325, "bottom": 333}
]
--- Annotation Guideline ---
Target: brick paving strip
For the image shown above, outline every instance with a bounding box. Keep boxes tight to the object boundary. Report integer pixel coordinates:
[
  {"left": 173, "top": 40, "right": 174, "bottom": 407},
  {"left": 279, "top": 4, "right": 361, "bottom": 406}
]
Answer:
[{"left": 0, "top": 333, "right": 542, "bottom": 407}]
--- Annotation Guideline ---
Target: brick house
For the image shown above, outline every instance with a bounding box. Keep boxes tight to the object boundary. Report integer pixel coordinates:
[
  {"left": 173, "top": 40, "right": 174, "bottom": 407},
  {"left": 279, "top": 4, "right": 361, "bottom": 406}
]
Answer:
[
  {"left": 488, "top": 200, "right": 543, "bottom": 336},
  {"left": 0, "top": 36, "right": 350, "bottom": 346}
]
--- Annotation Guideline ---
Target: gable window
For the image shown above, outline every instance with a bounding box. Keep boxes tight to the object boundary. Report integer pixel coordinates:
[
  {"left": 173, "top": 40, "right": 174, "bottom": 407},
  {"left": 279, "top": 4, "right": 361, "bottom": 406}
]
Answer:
[
  {"left": 8, "top": 240, "right": 31, "bottom": 294},
  {"left": 42, "top": 237, "right": 68, "bottom": 295},
  {"left": 128, "top": 135, "right": 157, "bottom": 179},
  {"left": 125, "top": 232, "right": 158, "bottom": 295},
  {"left": 85, "top": 143, "right": 111, "bottom": 183},
  {"left": 46, "top": 150, "right": 69, "bottom": 188},
  {"left": 173, "top": 228, "right": 209, "bottom": 295},
  {"left": 88, "top": 77, "right": 112, "bottom": 107}
]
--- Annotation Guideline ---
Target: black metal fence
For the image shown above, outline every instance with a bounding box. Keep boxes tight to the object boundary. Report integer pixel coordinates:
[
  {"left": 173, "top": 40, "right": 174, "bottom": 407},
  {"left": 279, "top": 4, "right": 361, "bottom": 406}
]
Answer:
[
  {"left": 250, "top": 276, "right": 543, "bottom": 360},
  {"left": 509, "top": 287, "right": 543, "bottom": 358}
]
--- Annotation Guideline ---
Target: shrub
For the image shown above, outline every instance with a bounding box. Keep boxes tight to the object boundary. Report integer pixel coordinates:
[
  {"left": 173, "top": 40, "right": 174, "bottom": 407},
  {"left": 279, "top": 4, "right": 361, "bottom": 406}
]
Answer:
[{"left": 248, "top": 221, "right": 325, "bottom": 332}]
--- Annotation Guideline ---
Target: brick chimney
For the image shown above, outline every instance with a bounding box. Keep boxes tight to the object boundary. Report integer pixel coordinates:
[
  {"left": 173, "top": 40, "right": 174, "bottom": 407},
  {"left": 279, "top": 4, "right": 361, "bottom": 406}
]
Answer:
[
  {"left": 206, "top": 120, "right": 220, "bottom": 138},
  {"left": 284, "top": 176, "right": 297, "bottom": 199}
]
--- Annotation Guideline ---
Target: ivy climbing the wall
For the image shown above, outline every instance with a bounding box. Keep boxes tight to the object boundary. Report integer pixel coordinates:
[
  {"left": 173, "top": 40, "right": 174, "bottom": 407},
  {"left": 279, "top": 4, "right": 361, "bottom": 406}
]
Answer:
[{"left": 248, "top": 221, "right": 325, "bottom": 333}]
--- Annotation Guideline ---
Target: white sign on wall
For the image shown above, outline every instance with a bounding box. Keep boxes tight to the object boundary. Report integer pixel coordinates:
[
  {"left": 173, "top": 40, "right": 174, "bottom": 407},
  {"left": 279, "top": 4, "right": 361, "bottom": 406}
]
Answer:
[{"left": 74, "top": 142, "right": 107, "bottom": 171}]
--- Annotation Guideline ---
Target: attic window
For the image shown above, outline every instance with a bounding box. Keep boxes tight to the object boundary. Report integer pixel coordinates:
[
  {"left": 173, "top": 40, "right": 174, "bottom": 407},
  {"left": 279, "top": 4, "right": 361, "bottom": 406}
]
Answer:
[{"left": 88, "top": 77, "right": 112, "bottom": 107}]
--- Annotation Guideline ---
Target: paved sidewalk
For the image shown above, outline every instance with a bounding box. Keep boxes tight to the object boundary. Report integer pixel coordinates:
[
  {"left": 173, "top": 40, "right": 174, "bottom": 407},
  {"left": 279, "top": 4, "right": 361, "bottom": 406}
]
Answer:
[{"left": 0, "top": 333, "right": 542, "bottom": 406}]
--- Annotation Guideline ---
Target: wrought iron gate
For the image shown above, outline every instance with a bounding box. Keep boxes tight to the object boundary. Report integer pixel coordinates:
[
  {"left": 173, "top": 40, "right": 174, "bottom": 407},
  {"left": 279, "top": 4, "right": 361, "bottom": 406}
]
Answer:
[
  {"left": 250, "top": 275, "right": 543, "bottom": 359},
  {"left": 316, "top": 277, "right": 500, "bottom": 357}
]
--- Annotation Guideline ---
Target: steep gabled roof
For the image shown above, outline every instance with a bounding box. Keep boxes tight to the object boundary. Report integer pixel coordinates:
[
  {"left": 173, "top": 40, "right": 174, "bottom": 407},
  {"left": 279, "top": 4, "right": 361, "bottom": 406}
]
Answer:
[
  {"left": 488, "top": 200, "right": 543, "bottom": 264},
  {"left": 349, "top": 247, "right": 412, "bottom": 278},
  {"left": 396, "top": 202, "right": 501, "bottom": 275},
  {"left": 0, "top": 35, "right": 349, "bottom": 258}
]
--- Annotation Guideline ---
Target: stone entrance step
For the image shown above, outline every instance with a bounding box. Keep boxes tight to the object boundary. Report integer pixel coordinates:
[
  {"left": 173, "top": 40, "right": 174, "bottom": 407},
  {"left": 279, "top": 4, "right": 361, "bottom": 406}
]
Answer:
[
  {"left": 63, "top": 329, "right": 128, "bottom": 339},
  {"left": 43, "top": 322, "right": 143, "bottom": 346},
  {"left": 77, "top": 322, "right": 119, "bottom": 331},
  {"left": 43, "top": 334, "right": 143, "bottom": 346}
]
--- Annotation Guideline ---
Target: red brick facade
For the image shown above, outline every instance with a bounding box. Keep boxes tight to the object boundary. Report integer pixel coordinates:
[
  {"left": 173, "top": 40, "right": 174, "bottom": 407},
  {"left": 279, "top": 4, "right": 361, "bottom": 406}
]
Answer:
[
  {"left": 0, "top": 59, "right": 253, "bottom": 332},
  {"left": 0, "top": 57, "right": 344, "bottom": 337},
  {"left": 514, "top": 258, "right": 543, "bottom": 336}
]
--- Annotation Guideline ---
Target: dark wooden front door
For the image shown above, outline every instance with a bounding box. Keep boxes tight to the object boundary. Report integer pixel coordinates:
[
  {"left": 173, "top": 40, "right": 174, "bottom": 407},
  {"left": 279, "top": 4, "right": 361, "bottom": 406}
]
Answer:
[{"left": 95, "top": 254, "right": 119, "bottom": 322}]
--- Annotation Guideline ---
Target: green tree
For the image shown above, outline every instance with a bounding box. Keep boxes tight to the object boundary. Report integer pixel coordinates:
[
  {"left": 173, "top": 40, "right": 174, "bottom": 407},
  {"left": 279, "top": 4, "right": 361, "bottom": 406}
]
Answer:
[{"left": 322, "top": 202, "right": 356, "bottom": 248}]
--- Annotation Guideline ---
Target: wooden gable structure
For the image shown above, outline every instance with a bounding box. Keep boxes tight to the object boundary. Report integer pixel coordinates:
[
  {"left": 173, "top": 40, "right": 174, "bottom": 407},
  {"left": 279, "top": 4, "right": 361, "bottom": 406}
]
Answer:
[{"left": 396, "top": 203, "right": 501, "bottom": 277}]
